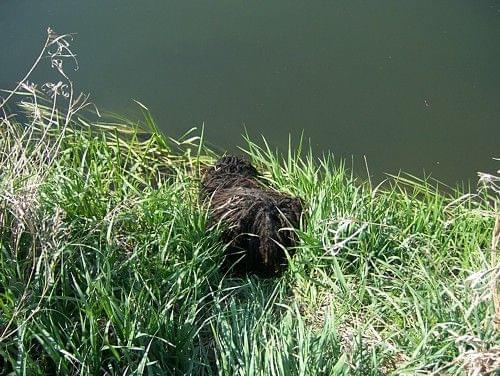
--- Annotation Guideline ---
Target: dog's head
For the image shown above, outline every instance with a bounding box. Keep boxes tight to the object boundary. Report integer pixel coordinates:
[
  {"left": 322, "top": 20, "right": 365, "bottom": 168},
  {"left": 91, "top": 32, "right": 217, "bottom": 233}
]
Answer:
[
  {"left": 212, "top": 155, "right": 259, "bottom": 179},
  {"left": 201, "top": 155, "right": 260, "bottom": 198}
]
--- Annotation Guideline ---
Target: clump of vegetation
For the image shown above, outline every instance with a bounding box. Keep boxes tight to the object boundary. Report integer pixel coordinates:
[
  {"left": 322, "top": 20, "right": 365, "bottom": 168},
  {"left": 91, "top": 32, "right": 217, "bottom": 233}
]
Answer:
[{"left": 0, "top": 29, "right": 498, "bottom": 375}]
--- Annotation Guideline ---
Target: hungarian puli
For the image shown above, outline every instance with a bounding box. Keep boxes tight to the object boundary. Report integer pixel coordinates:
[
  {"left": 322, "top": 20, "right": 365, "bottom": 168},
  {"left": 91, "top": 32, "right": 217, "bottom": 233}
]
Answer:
[{"left": 201, "top": 155, "right": 303, "bottom": 276}]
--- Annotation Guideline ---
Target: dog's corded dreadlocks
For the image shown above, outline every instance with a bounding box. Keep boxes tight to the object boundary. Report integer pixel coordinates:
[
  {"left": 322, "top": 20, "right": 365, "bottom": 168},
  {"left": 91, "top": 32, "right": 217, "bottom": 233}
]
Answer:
[{"left": 201, "top": 155, "right": 303, "bottom": 276}]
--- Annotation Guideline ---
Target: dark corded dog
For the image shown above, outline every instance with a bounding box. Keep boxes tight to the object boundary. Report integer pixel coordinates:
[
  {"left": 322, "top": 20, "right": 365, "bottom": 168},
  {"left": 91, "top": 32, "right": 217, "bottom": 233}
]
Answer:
[{"left": 201, "top": 155, "right": 303, "bottom": 276}]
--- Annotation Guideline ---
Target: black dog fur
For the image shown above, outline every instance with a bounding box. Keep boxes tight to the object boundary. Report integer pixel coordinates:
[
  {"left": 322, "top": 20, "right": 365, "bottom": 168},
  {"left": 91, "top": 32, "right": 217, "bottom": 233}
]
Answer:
[{"left": 201, "top": 155, "right": 303, "bottom": 276}]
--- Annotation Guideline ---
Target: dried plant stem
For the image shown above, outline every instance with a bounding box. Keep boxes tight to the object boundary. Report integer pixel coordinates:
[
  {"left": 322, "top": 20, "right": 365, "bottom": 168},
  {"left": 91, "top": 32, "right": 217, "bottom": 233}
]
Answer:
[
  {"left": 492, "top": 206, "right": 500, "bottom": 331},
  {"left": 0, "top": 28, "right": 51, "bottom": 109}
]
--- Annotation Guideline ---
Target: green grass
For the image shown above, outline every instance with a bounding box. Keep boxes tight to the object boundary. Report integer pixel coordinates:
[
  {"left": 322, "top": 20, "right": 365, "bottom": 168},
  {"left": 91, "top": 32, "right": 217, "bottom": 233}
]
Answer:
[{"left": 0, "top": 95, "right": 498, "bottom": 375}]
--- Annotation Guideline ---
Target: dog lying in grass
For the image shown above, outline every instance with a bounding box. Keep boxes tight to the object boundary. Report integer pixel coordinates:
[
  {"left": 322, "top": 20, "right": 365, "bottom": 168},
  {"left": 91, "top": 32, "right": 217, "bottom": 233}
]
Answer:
[{"left": 201, "top": 155, "right": 303, "bottom": 276}]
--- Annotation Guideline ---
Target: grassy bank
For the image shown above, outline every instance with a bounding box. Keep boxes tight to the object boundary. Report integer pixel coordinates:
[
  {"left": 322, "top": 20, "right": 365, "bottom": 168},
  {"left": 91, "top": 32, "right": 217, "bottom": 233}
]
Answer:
[
  {"left": 1, "top": 30, "right": 499, "bottom": 376},
  {"left": 0, "top": 96, "right": 498, "bottom": 376}
]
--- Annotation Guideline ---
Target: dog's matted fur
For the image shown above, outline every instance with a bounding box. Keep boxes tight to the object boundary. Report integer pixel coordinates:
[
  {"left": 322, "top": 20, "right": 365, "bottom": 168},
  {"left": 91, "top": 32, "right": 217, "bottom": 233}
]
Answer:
[{"left": 201, "top": 155, "right": 303, "bottom": 276}]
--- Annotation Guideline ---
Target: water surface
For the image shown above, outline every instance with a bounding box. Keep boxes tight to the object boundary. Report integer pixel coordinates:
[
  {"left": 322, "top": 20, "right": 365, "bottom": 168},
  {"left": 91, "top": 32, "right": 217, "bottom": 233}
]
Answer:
[{"left": 1, "top": 1, "right": 499, "bottom": 184}]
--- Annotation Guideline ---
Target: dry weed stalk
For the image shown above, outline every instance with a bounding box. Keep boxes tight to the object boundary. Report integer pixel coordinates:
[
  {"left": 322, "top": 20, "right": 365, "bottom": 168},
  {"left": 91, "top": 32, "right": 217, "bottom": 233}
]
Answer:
[
  {"left": 440, "top": 162, "right": 500, "bottom": 376},
  {"left": 492, "top": 209, "right": 500, "bottom": 331},
  {"left": 0, "top": 27, "right": 91, "bottom": 342},
  {"left": 479, "top": 161, "right": 500, "bottom": 331}
]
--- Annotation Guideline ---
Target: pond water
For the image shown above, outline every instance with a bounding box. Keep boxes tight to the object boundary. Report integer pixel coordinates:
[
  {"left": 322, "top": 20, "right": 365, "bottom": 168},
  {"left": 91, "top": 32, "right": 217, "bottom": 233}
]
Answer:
[{"left": 1, "top": 1, "right": 499, "bottom": 185}]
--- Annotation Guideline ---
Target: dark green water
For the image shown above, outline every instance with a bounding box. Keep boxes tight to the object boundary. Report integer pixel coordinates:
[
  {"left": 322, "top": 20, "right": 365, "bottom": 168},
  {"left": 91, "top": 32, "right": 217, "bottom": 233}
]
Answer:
[{"left": 1, "top": 1, "right": 499, "bottom": 184}]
